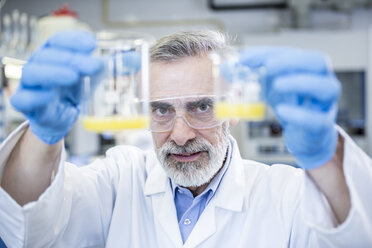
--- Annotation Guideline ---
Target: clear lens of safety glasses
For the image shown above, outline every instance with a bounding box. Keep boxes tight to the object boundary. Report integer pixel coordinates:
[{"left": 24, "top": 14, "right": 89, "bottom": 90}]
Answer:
[{"left": 149, "top": 95, "right": 223, "bottom": 132}]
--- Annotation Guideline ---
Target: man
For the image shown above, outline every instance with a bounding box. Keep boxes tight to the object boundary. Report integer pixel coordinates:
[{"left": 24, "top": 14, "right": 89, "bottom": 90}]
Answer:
[{"left": 0, "top": 30, "right": 371, "bottom": 247}]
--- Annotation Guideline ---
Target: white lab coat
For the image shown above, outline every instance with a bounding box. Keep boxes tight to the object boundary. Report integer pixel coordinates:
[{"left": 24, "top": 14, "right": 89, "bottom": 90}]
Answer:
[{"left": 0, "top": 123, "right": 371, "bottom": 248}]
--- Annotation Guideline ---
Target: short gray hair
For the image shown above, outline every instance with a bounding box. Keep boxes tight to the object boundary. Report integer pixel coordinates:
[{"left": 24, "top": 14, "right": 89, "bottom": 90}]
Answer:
[{"left": 150, "top": 30, "right": 228, "bottom": 62}]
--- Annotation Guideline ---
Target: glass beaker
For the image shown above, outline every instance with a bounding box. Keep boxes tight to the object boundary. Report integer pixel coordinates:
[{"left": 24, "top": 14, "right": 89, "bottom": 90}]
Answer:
[
  {"left": 81, "top": 32, "right": 151, "bottom": 133},
  {"left": 210, "top": 48, "right": 266, "bottom": 121}
]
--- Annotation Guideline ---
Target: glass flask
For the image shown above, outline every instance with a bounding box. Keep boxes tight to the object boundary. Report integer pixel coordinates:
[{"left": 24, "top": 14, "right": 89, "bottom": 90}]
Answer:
[
  {"left": 81, "top": 32, "right": 151, "bottom": 132},
  {"left": 209, "top": 48, "right": 266, "bottom": 121}
]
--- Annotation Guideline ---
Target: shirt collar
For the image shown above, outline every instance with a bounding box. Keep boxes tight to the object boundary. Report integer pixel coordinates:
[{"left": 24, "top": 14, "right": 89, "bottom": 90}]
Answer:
[{"left": 170, "top": 137, "right": 233, "bottom": 200}]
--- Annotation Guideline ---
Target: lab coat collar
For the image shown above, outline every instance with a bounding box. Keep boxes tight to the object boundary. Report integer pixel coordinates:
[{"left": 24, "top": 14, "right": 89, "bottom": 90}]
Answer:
[
  {"left": 213, "top": 136, "right": 246, "bottom": 212},
  {"left": 144, "top": 160, "right": 168, "bottom": 196},
  {"left": 144, "top": 156, "right": 183, "bottom": 247}
]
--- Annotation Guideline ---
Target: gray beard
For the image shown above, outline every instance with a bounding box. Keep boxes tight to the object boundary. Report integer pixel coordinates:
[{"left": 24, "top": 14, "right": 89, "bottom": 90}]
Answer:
[{"left": 155, "top": 124, "right": 230, "bottom": 187}]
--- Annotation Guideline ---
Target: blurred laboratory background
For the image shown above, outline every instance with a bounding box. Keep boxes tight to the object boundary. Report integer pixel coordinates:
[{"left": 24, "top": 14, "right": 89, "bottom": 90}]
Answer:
[{"left": 0, "top": 0, "right": 371, "bottom": 166}]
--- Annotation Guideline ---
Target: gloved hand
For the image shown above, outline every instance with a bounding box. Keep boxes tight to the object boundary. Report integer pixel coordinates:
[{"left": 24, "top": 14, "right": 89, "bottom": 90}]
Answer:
[
  {"left": 11, "top": 31, "right": 103, "bottom": 145},
  {"left": 239, "top": 47, "right": 341, "bottom": 169}
]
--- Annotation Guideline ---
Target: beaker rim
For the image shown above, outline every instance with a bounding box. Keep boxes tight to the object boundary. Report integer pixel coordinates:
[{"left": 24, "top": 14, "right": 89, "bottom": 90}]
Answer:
[{"left": 96, "top": 31, "right": 155, "bottom": 47}]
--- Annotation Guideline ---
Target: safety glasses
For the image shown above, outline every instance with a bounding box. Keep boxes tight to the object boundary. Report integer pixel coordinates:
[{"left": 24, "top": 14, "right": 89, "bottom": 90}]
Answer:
[{"left": 149, "top": 95, "right": 223, "bottom": 132}]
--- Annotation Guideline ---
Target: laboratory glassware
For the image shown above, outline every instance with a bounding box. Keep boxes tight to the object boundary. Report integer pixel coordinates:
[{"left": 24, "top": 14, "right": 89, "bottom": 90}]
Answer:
[
  {"left": 0, "top": 13, "right": 11, "bottom": 53},
  {"left": 81, "top": 32, "right": 150, "bottom": 133},
  {"left": 209, "top": 48, "right": 266, "bottom": 121},
  {"left": 9, "top": 9, "right": 20, "bottom": 53}
]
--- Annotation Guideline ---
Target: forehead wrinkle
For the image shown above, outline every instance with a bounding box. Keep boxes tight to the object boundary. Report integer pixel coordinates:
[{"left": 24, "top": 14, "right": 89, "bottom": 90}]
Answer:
[{"left": 150, "top": 56, "right": 213, "bottom": 98}]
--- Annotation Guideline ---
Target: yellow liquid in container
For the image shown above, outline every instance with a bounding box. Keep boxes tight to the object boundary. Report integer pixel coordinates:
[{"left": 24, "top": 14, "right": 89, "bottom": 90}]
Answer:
[
  {"left": 82, "top": 116, "right": 149, "bottom": 132},
  {"left": 216, "top": 102, "right": 266, "bottom": 120}
]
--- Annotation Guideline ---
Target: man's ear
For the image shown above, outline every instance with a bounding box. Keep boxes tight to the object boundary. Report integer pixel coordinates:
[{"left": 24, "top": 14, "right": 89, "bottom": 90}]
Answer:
[{"left": 229, "top": 118, "right": 239, "bottom": 127}]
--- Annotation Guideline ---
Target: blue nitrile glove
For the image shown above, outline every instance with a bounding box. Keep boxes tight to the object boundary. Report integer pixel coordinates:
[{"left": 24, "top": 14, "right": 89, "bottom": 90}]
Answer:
[
  {"left": 119, "top": 51, "right": 142, "bottom": 74},
  {"left": 10, "top": 31, "right": 103, "bottom": 145},
  {"left": 239, "top": 47, "right": 341, "bottom": 169}
]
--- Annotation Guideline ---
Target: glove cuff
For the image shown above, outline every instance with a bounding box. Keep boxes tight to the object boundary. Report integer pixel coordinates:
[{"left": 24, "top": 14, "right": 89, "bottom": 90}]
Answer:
[
  {"left": 296, "top": 127, "right": 339, "bottom": 170},
  {"left": 29, "top": 124, "right": 69, "bottom": 145}
]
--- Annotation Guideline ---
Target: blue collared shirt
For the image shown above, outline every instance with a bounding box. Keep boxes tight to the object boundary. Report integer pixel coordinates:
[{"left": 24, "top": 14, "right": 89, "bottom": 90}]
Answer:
[{"left": 171, "top": 139, "right": 233, "bottom": 243}]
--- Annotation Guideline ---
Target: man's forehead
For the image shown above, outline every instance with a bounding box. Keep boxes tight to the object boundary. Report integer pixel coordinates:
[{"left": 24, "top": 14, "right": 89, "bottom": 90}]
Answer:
[
  {"left": 150, "top": 56, "right": 214, "bottom": 99},
  {"left": 150, "top": 95, "right": 215, "bottom": 105}
]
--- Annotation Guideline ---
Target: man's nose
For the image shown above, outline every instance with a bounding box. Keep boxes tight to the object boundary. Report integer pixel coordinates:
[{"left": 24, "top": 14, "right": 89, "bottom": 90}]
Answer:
[{"left": 170, "top": 117, "right": 196, "bottom": 146}]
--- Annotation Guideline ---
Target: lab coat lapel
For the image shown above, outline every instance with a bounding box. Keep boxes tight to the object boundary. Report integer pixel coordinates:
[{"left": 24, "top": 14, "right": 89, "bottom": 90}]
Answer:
[
  {"left": 144, "top": 163, "right": 183, "bottom": 247},
  {"left": 183, "top": 201, "right": 216, "bottom": 248},
  {"left": 214, "top": 137, "right": 246, "bottom": 211},
  {"left": 184, "top": 137, "right": 246, "bottom": 247}
]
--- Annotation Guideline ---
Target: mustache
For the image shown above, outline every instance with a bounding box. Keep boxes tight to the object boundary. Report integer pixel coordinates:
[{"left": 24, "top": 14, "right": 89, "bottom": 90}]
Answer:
[{"left": 161, "top": 139, "right": 211, "bottom": 155}]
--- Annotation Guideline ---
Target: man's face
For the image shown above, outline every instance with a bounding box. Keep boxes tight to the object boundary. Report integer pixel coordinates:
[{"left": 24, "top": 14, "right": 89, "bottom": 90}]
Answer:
[{"left": 150, "top": 55, "right": 230, "bottom": 187}]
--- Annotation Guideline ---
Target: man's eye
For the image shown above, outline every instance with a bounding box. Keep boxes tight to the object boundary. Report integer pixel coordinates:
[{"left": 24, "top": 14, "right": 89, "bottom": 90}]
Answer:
[
  {"left": 155, "top": 107, "right": 169, "bottom": 116},
  {"left": 197, "top": 103, "right": 209, "bottom": 112}
]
